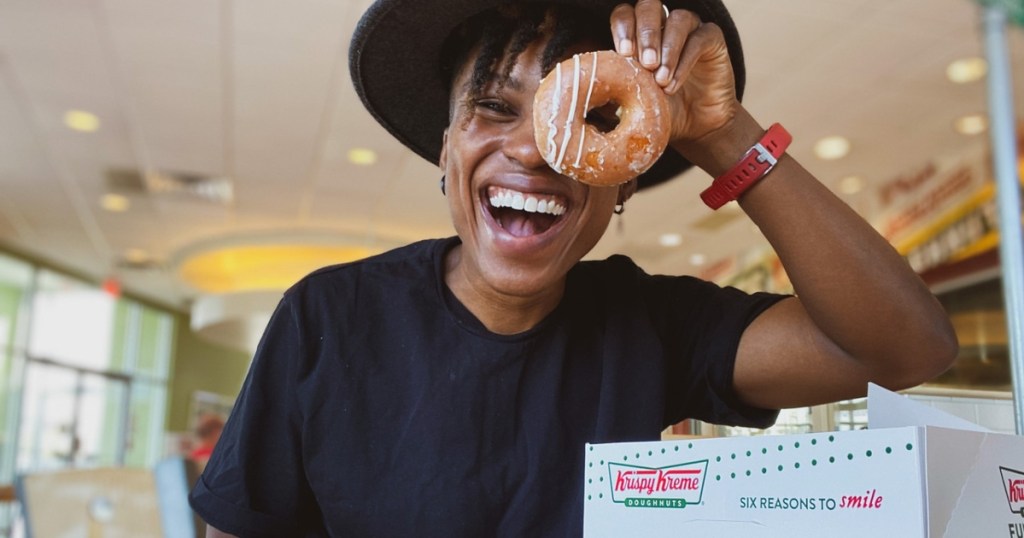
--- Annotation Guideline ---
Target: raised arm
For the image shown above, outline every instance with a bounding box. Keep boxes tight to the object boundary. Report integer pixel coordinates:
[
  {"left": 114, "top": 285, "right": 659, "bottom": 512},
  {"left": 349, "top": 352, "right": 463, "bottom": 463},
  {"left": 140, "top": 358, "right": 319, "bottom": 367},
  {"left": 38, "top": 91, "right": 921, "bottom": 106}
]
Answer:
[
  {"left": 682, "top": 109, "right": 958, "bottom": 408},
  {"left": 612, "top": 0, "right": 958, "bottom": 409}
]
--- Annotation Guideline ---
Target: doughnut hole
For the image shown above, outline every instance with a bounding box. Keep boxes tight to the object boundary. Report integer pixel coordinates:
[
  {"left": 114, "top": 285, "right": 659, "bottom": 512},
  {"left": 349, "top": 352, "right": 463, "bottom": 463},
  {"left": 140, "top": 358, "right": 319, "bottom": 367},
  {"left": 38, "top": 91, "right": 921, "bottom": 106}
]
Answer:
[{"left": 585, "top": 102, "right": 622, "bottom": 133}]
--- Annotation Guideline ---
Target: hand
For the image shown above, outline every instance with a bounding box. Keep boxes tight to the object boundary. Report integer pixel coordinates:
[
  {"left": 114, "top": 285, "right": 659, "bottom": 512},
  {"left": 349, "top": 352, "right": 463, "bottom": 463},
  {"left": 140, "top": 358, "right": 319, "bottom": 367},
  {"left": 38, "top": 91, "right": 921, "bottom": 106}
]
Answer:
[{"left": 610, "top": 0, "right": 738, "bottom": 145}]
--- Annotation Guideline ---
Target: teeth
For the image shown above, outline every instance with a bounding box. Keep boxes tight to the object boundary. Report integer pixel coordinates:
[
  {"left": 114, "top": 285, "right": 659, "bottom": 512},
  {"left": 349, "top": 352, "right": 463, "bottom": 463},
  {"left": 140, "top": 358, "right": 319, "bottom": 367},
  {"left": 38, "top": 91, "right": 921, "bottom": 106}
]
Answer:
[
  {"left": 487, "top": 187, "right": 567, "bottom": 216},
  {"left": 511, "top": 193, "right": 525, "bottom": 210}
]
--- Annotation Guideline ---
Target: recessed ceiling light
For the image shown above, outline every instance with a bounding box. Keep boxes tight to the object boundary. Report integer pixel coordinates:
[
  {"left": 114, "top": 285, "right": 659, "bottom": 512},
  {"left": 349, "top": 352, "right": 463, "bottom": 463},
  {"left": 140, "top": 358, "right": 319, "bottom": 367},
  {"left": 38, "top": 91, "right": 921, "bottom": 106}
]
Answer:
[
  {"left": 658, "top": 233, "right": 683, "bottom": 247},
  {"left": 100, "top": 193, "right": 130, "bottom": 212},
  {"left": 123, "top": 248, "right": 150, "bottom": 263},
  {"left": 347, "top": 148, "right": 378, "bottom": 166},
  {"left": 689, "top": 253, "right": 707, "bottom": 266},
  {"left": 814, "top": 136, "right": 850, "bottom": 160},
  {"left": 946, "top": 57, "right": 987, "bottom": 84},
  {"left": 838, "top": 176, "right": 864, "bottom": 195},
  {"left": 64, "top": 110, "right": 101, "bottom": 132},
  {"left": 954, "top": 114, "right": 987, "bottom": 135}
]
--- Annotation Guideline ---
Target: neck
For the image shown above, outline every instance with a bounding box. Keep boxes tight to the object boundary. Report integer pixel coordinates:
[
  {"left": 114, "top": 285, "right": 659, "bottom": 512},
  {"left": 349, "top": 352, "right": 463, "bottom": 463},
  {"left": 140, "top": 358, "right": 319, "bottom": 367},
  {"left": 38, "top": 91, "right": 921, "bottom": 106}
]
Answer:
[{"left": 444, "top": 245, "right": 565, "bottom": 335}]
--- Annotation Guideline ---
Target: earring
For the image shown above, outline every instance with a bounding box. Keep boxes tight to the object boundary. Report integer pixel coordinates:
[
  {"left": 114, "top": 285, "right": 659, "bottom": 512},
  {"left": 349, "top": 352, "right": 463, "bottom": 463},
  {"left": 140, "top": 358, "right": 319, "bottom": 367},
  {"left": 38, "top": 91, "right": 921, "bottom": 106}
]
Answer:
[
  {"left": 613, "top": 202, "right": 625, "bottom": 215},
  {"left": 440, "top": 175, "right": 446, "bottom": 195}
]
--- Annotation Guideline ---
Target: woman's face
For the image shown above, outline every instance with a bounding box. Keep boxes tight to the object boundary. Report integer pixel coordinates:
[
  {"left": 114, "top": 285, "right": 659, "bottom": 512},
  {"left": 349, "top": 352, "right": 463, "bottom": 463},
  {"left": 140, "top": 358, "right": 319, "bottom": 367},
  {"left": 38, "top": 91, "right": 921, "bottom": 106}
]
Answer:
[{"left": 440, "top": 37, "right": 622, "bottom": 299}]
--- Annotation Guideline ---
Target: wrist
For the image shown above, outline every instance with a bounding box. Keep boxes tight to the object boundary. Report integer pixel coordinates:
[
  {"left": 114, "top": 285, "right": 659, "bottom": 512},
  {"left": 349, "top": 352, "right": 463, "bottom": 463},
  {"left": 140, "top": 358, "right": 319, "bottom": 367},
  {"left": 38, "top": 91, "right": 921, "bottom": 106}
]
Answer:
[
  {"left": 670, "top": 108, "right": 765, "bottom": 178},
  {"left": 699, "top": 122, "right": 792, "bottom": 210}
]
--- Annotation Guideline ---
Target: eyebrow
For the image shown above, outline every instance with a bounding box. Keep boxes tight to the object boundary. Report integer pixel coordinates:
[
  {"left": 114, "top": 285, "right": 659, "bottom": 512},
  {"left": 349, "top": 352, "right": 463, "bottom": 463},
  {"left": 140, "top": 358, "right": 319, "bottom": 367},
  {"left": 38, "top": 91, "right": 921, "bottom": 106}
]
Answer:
[
  {"left": 471, "top": 74, "right": 526, "bottom": 97},
  {"left": 502, "top": 75, "right": 525, "bottom": 92}
]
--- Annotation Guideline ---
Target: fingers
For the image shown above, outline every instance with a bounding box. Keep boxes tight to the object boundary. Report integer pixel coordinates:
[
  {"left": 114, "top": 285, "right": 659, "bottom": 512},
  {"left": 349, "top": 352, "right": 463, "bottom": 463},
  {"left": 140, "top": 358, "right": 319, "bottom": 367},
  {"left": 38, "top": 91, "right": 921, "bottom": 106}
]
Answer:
[
  {"left": 610, "top": 0, "right": 663, "bottom": 64},
  {"left": 610, "top": 3, "right": 638, "bottom": 57},
  {"left": 634, "top": 0, "right": 667, "bottom": 68},
  {"left": 657, "top": 9, "right": 701, "bottom": 89},
  {"left": 610, "top": 1, "right": 706, "bottom": 93}
]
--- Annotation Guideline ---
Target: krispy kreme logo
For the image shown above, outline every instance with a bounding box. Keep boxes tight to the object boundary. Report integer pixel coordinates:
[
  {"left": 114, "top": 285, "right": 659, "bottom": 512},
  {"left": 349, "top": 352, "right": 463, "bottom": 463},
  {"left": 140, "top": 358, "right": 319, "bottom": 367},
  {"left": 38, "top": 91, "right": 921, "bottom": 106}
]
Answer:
[
  {"left": 608, "top": 460, "right": 708, "bottom": 508},
  {"left": 1001, "top": 467, "right": 1024, "bottom": 516}
]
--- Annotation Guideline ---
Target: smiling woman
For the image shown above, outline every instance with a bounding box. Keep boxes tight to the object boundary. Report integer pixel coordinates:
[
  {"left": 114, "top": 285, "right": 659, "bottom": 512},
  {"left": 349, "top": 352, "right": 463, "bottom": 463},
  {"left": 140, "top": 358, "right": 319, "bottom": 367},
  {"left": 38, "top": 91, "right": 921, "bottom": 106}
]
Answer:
[{"left": 189, "top": 0, "right": 957, "bottom": 536}]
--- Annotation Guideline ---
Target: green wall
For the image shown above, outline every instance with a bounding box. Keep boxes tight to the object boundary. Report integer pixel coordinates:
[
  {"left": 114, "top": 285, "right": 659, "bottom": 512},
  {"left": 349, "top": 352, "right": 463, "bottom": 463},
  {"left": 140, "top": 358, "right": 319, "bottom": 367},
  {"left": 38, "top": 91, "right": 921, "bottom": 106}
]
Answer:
[
  {"left": 166, "top": 315, "right": 252, "bottom": 432},
  {"left": 0, "top": 284, "right": 24, "bottom": 480}
]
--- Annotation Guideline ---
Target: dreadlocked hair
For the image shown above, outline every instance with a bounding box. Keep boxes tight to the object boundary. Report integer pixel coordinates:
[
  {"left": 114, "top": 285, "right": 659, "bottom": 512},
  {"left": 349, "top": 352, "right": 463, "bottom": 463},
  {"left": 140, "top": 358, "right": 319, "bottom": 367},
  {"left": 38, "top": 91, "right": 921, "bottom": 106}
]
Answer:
[{"left": 439, "top": 4, "right": 612, "bottom": 118}]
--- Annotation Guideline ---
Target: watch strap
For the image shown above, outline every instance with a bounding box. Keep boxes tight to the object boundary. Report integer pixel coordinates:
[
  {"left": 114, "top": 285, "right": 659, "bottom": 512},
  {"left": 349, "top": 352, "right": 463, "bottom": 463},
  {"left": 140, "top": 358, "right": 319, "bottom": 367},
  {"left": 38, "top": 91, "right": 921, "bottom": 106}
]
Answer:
[{"left": 700, "top": 123, "right": 792, "bottom": 210}]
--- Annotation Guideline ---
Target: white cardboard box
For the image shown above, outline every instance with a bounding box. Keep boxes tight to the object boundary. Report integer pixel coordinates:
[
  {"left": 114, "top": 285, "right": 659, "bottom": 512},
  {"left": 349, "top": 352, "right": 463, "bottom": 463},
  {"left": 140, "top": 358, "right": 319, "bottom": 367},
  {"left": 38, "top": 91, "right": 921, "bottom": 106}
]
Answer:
[{"left": 583, "top": 385, "right": 1024, "bottom": 537}]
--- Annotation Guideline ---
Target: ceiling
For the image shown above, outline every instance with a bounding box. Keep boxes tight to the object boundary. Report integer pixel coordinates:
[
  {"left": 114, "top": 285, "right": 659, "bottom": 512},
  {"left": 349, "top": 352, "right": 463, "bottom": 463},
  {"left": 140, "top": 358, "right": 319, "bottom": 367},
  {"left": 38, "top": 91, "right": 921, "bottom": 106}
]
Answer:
[{"left": 0, "top": 0, "right": 1021, "bottom": 346}]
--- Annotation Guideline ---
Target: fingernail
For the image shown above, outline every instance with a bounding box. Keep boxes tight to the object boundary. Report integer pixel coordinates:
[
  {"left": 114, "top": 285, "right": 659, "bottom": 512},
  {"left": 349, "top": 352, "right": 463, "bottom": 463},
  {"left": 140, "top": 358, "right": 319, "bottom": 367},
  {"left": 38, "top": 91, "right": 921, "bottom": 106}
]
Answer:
[
  {"left": 642, "top": 48, "right": 657, "bottom": 66},
  {"left": 656, "top": 66, "right": 670, "bottom": 85},
  {"left": 619, "top": 39, "right": 633, "bottom": 56}
]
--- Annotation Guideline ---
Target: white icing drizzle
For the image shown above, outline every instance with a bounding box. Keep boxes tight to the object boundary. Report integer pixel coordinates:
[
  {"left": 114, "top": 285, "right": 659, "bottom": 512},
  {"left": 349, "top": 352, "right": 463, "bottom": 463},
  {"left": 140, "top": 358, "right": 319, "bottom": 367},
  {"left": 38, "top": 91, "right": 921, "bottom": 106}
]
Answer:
[
  {"left": 544, "top": 63, "right": 562, "bottom": 164},
  {"left": 573, "top": 52, "right": 598, "bottom": 168},
  {"left": 554, "top": 54, "right": 582, "bottom": 172}
]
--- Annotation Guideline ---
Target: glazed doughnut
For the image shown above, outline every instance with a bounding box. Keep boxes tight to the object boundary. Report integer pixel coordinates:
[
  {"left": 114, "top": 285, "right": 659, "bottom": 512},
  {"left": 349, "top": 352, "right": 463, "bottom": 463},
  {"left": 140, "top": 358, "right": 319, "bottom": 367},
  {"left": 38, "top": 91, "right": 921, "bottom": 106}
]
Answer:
[{"left": 533, "top": 50, "right": 670, "bottom": 186}]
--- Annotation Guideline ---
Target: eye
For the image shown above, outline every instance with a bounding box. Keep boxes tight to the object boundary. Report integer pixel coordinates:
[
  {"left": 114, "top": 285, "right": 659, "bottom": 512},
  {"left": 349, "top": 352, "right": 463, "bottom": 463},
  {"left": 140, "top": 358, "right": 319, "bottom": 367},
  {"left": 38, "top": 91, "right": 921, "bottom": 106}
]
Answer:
[{"left": 474, "top": 98, "right": 515, "bottom": 117}]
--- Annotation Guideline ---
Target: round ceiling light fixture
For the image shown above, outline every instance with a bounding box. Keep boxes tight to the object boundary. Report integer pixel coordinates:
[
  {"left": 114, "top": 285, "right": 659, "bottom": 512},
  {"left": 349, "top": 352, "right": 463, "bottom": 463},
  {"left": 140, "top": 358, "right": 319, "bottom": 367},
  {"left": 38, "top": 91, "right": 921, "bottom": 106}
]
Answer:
[
  {"left": 946, "top": 57, "right": 987, "bottom": 84},
  {"left": 838, "top": 176, "right": 865, "bottom": 195},
  {"left": 100, "top": 193, "right": 130, "bottom": 212},
  {"left": 347, "top": 148, "right": 378, "bottom": 166},
  {"left": 177, "top": 243, "right": 379, "bottom": 294},
  {"left": 954, "top": 114, "right": 987, "bottom": 136},
  {"left": 64, "top": 110, "right": 101, "bottom": 132},
  {"left": 813, "top": 136, "right": 851, "bottom": 160},
  {"left": 658, "top": 233, "right": 683, "bottom": 247},
  {"left": 172, "top": 231, "right": 401, "bottom": 294}
]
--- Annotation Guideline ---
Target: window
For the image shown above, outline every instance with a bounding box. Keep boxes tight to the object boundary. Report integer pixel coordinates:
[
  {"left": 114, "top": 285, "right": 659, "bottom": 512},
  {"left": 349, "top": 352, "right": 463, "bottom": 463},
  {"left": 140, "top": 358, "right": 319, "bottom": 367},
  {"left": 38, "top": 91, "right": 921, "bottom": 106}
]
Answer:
[
  {"left": 931, "top": 276, "right": 1010, "bottom": 391},
  {"left": 16, "top": 270, "right": 174, "bottom": 471},
  {"left": 0, "top": 261, "right": 176, "bottom": 536}
]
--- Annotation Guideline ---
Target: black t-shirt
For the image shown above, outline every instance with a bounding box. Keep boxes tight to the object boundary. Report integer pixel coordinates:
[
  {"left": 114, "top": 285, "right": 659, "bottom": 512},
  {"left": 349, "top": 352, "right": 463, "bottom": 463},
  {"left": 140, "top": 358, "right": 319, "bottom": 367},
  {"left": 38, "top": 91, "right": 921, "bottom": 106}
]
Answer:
[{"left": 190, "top": 237, "right": 784, "bottom": 537}]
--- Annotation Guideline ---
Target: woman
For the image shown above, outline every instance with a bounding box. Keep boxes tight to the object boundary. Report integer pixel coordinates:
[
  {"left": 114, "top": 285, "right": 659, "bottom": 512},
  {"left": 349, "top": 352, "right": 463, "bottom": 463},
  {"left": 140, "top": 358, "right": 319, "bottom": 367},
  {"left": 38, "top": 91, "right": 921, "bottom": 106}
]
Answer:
[{"left": 191, "top": 1, "right": 957, "bottom": 535}]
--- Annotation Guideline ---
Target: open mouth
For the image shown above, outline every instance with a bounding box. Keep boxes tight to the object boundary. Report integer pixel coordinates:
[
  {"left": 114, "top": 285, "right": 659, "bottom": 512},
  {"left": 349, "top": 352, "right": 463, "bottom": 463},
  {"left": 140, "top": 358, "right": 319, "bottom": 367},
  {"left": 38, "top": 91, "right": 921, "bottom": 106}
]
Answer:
[{"left": 486, "top": 186, "right": 568, "bottom": 237}]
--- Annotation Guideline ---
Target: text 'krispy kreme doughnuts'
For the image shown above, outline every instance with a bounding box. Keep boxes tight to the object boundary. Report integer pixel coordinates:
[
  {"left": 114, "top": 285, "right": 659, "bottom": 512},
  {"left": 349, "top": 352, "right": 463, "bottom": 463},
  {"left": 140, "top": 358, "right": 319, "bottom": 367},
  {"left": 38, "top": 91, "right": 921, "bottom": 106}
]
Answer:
[{"left": 533, "top": 50, "right": 670, "bottom": 187}]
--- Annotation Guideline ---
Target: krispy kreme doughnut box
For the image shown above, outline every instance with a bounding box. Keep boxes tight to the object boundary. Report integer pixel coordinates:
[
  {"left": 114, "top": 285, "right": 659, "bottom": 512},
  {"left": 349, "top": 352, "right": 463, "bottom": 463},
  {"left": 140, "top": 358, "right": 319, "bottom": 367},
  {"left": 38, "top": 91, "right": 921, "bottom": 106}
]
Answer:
[{"left": 583, "top": 385, "right": 1024, "bottom": 537}]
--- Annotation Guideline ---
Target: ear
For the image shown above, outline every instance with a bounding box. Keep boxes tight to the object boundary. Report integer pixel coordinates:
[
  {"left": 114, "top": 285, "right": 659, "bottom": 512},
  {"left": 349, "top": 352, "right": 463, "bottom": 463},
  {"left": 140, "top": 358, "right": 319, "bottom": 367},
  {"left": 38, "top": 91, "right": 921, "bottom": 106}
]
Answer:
[
  {"left": 617, "top": 179, "right": 638, "bottom": 205},
  {"left": 439, "top": 129, "right": 449, "bottom": 171}
]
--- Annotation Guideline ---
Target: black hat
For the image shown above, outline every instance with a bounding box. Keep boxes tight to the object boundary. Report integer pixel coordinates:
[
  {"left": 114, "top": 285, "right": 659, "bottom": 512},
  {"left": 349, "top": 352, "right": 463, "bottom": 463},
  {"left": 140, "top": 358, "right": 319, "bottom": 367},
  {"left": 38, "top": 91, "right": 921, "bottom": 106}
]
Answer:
[{"left": 349, "top": 0, "right": 744, "bottom": 191}]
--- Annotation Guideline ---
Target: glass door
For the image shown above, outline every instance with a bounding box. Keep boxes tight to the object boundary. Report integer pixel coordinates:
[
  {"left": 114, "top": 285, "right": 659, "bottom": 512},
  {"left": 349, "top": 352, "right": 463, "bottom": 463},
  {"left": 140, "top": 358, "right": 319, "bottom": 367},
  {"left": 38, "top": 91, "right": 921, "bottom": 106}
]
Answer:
[{"left": 16, "top": 357, "right": 130, "bottom": 472}]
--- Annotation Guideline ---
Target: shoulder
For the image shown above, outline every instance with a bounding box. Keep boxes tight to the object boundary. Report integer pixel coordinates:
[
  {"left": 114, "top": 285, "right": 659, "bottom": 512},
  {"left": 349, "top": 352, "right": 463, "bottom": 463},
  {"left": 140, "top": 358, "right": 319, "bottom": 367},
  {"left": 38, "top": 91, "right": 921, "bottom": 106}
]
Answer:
[
  {"left": 571, "top": 254, "right": 717, "bottom": 295},
  {"left": 570, "top": 255, "right": 786, "bottom": 324},
  {"left": 303, "top": 238, "right": 448, "bottom": 282},
  {"left": 266, "top": 238, "right": 453, "bottom": 337},
  {"left": 571, "top": 254, "right": 644, "bottom": 284},
  {"left": 283, "top": 238, "right": 451, "bottom": 300}
]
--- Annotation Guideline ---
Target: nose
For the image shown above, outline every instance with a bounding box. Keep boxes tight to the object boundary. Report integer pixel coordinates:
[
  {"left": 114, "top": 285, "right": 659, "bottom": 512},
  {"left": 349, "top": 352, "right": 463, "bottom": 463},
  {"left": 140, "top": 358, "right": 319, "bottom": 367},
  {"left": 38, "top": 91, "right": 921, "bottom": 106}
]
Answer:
[{"left": 503, "top": 111, "right": 549, "bottom": 171}]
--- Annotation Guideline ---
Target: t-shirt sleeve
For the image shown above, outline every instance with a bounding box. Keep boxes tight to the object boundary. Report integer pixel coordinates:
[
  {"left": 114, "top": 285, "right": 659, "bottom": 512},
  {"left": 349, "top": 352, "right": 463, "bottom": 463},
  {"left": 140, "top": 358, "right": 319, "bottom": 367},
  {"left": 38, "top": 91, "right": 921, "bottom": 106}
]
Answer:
[
  {"left": 188, "top": 293, "right": 320, "bottom": 537},
  {"left": 638, "top": 270, "right": 788, "bottom": 429}
]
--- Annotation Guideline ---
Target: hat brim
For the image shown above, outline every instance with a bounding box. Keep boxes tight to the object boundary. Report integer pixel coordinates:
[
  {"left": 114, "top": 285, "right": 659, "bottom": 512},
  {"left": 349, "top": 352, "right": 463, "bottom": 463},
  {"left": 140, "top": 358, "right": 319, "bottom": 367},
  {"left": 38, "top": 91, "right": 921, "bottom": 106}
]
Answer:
[{"left": 349, "top": 0, "right": 744, "bottom": 191}]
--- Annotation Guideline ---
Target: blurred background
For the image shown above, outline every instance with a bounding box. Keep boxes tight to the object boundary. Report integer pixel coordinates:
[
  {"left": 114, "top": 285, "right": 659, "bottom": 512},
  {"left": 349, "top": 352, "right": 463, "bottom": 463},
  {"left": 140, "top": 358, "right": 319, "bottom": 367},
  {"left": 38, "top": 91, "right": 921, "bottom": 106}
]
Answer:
[{"left": 1, "top": 0, "right": 1023, "bottom": 534}]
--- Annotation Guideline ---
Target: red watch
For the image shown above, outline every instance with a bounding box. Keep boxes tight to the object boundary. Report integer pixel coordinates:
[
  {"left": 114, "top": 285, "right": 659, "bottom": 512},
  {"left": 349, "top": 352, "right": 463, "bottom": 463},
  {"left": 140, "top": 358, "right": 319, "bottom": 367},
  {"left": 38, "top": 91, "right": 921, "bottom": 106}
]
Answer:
[{"left": 700, "top": 123, "right": 792, "bottom": 210}]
